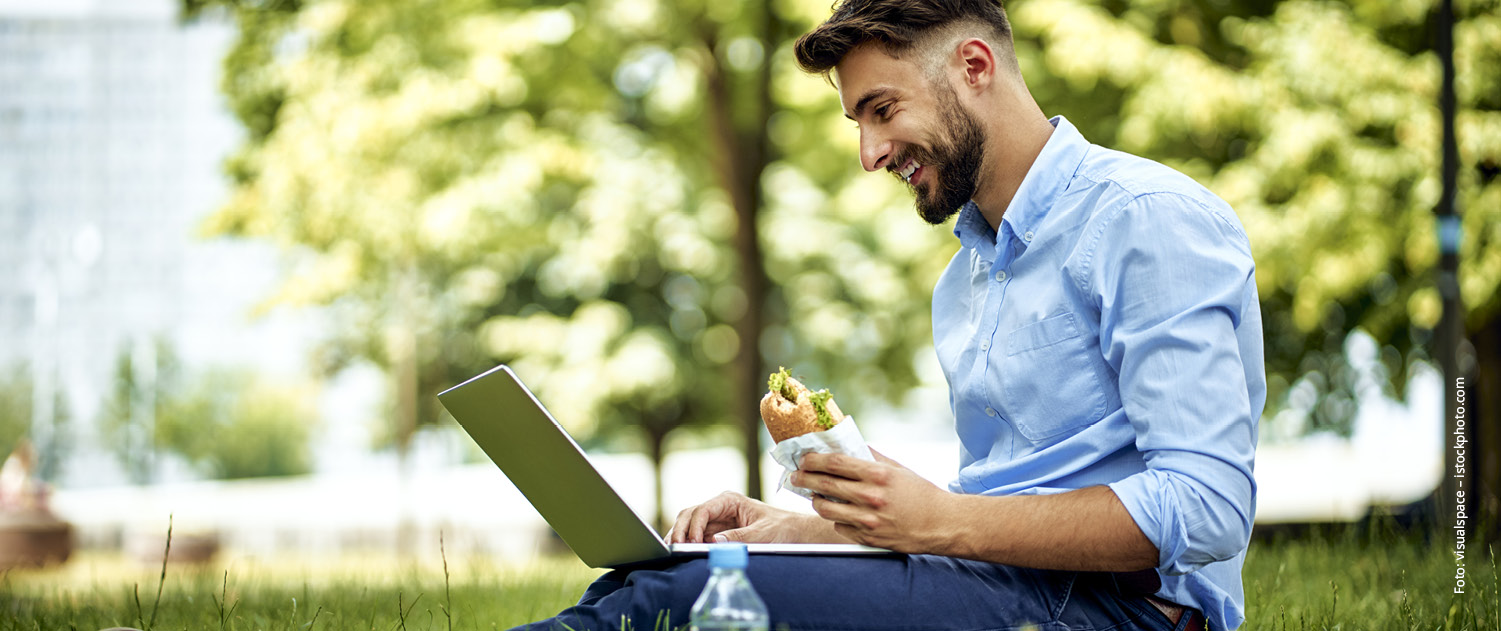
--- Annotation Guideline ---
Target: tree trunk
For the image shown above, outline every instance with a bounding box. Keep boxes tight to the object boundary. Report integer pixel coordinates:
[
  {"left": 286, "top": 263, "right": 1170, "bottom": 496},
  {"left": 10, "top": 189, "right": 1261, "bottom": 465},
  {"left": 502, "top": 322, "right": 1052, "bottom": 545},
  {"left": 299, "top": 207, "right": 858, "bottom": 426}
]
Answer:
[
  {"left": 393, "top": 269, "right": 421, "bottom": 558},
  {"left": 1470, "top": 318, "right": 1500, "bottom": 543},
  {"left": 701, "top": 5, "right": 776, "bottom": 500},
  {"left": 646, "top": 423, "right": 670, "bottom": 534}
]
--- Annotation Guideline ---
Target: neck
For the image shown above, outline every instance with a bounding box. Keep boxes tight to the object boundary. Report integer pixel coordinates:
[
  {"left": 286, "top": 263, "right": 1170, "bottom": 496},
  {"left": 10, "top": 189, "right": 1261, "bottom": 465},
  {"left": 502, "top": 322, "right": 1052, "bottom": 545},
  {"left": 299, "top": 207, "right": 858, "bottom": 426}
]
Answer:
[{"left": 970, "top": 93, "right": 1055, "bottom": 232}]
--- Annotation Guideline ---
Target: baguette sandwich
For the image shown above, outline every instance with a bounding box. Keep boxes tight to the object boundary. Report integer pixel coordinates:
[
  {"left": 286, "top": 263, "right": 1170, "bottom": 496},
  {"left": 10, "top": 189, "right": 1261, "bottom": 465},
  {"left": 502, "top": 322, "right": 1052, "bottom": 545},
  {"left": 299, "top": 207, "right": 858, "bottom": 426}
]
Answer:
[{"left": 759, "top": 367, "right": 845, "bottom": 443}]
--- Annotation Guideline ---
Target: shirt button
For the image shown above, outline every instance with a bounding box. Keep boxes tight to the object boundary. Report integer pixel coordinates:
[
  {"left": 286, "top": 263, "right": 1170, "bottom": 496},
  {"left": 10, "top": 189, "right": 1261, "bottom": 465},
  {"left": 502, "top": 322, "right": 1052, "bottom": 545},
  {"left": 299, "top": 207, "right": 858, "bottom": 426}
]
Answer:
[
  {"left": 994, "top": 270, "right": 1008, "bottom": 282},
  {"left": 985, "top": 407, "right": 998, "bottom": 417},
  {"left": 979, "top": 340, "right": 990, "bottom": 352},
  {"left": 1023, "top": 230, "right": 1035, "bottom": 242}
]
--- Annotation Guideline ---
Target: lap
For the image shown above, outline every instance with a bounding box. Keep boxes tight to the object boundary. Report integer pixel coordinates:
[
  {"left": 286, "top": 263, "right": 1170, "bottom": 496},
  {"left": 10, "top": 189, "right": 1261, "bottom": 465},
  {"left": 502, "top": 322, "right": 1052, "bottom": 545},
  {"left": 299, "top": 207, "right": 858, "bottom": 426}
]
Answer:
[{"left": 522, "top": 554, "right": 1176, "bottom": 631}]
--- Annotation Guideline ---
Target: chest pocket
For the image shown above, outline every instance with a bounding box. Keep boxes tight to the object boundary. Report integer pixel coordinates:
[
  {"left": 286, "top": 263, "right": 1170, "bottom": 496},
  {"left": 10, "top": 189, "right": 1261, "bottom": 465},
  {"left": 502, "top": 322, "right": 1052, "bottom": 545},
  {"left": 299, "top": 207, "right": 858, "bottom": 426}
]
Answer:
[{"left": 999, "top": 312, "right": 1109, "bottom": 442}]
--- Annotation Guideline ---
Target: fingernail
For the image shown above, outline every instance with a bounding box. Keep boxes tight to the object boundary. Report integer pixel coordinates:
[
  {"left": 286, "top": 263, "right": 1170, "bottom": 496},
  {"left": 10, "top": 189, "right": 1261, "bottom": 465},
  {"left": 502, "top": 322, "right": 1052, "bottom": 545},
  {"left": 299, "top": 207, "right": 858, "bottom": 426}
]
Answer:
[{"left": 713, "top": 534, "right": 727, "bottom": 543}]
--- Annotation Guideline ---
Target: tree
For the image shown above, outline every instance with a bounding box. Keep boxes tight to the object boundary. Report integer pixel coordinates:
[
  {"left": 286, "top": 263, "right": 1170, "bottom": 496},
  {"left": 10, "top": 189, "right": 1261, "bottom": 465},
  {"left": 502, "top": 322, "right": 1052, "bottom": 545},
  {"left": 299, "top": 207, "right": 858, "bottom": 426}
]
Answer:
[
  {"left": 182, "top": 0, "right": 946, "bottom": 532},
  {"left": 97, "top": 340, "right": 179, "bottom": 484},
  {"left": 154, "top": 369, "right": 318, "bottom": 480},
  {"left": 98, "top": 340, "right": 318, "bottom": 481},
  {"left": 1009, "top": 0, "right": 1500, "bottom": 528},
  {"left": 188, "top": 0, "right": 1501, "bottom": 533},
  {"left": 0, "top": 368, "right": 34, "bottom": 467}
]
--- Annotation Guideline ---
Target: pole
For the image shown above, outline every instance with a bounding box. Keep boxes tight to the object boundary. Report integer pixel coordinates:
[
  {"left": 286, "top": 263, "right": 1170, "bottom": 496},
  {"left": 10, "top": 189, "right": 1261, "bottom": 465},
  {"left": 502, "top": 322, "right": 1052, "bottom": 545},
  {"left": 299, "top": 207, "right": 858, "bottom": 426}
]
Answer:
[{"left": 1434, "top": 0, "right": 1468, "bottom": 539}]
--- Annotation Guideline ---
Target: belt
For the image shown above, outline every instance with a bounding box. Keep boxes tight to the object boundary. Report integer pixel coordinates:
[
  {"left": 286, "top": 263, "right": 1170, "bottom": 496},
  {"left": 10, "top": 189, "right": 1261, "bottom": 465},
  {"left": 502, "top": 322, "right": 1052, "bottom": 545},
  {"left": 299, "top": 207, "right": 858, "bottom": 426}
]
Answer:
[{"left": 1145, "top": 595, "right": 1205, "bottom": 631}]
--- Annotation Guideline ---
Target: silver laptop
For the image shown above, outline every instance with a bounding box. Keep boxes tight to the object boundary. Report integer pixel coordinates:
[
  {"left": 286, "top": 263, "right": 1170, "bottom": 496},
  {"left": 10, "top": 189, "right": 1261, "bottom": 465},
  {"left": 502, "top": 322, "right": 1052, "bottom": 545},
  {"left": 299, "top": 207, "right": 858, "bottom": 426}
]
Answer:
[{"left": 438, "top": 364, "right": 892, "bottom": 568}]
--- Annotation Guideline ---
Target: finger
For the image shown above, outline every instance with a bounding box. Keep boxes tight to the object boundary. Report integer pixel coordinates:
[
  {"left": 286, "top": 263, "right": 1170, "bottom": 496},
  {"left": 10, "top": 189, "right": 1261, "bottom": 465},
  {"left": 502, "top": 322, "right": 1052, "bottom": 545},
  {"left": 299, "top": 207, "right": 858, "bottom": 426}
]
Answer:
[
  {"left": 833, "top": 522, "right": 868, "bottom": 545},
  {"left": 868, "top": 448, "right": 898, "bottom": 466},
  {"left": 688, "top": 504, "right": 714, "bottom": 543},
  {"left": 796, "top": 471, "right": 856, "bottom": 504},
  {"left": 672, "top": 503, "right": 708, "bottom": 543},
  {"left": 689, "top": 496, "right": 735, "bottom": 543},
  {"left": 811, "top": 493, "right": 870, "bottom": 529},
  {"left": 712, "top": 527, "right": 748, "bottom": 543},
  {"left": 670, "top": 507, "right": 693, "bottom": 543},
  {"left": 800, "top": 452, "right": 875, "bottom": 480}
]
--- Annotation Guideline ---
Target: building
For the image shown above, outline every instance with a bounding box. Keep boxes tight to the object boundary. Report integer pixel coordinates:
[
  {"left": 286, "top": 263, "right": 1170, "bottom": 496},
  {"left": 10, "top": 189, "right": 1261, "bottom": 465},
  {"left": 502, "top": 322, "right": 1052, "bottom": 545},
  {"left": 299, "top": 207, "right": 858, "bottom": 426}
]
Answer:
[{"left": 0, "top": 0, "right": 311, "bottom": 486}]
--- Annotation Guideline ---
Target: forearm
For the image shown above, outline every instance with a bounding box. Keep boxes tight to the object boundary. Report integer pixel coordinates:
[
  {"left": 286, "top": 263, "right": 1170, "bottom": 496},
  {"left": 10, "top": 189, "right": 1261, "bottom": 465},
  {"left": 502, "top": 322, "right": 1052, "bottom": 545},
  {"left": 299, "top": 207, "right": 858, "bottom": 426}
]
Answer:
[{"left": 935, "top": 485, "right": 1159, "bottom": 572}]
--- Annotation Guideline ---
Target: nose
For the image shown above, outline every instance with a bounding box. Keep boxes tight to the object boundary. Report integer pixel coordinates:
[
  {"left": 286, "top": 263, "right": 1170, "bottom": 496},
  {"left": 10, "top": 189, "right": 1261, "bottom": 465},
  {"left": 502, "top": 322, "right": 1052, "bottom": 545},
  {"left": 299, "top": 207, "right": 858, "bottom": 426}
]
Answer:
[{"left": 859, "top": 126, "right": 892, "bottom": 173}]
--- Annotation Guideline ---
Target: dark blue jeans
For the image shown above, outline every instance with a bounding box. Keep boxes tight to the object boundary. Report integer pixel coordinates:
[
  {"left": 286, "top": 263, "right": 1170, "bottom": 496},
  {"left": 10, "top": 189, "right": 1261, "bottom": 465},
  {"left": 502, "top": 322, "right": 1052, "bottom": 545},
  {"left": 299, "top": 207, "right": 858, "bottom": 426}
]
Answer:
[{"left": 512, "top": 554, "right": 1200, "bottom": 631}]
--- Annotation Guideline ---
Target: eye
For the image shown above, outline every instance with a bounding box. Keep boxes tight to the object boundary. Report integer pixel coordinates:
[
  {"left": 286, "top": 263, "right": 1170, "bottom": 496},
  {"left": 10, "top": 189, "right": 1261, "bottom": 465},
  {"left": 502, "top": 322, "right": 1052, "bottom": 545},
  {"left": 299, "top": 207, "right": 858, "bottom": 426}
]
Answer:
[{"left": 874, "top": 103, "right": 892, "bottom": 120}]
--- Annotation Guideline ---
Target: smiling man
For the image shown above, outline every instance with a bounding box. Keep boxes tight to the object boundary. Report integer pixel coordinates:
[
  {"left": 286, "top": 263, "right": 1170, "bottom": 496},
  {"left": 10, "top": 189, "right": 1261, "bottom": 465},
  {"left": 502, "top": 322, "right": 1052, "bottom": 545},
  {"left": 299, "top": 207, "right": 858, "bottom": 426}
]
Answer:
[{"left": 514, "top": 1, "right": 1263, "bottom": 630}]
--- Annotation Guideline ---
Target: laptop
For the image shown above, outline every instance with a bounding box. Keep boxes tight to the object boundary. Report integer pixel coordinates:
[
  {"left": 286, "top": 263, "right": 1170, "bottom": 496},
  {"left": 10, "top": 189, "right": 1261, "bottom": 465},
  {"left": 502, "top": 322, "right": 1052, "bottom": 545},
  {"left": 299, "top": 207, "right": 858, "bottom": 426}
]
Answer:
[{"left": 437, "top": 364, "right": 893, "bottom": 568}]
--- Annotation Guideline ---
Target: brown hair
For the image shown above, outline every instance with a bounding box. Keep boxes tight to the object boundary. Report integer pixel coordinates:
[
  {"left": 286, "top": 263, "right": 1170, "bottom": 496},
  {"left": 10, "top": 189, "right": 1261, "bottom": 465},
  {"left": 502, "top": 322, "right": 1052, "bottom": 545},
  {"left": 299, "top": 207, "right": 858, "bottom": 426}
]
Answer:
[{"left": 793, "top": 0, "right": 1013, "bottom": 77}]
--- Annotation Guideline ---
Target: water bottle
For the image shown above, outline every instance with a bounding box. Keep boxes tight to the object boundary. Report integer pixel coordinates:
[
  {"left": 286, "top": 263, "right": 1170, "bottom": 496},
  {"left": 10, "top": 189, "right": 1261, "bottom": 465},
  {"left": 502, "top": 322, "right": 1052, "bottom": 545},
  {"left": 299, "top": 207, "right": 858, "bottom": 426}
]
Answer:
[{"left": 689, "top": 543, "right": 770, "bottom": 631}]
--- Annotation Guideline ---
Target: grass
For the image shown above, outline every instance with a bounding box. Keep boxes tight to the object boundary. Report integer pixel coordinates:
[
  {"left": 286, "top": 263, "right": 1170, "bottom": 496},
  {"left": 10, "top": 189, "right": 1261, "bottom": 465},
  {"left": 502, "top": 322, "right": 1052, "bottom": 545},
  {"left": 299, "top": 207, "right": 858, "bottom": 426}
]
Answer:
[
  {"left": 1, "top": 527, "right": 1496, "bottom": 630},
  {"left": 0, "top": 550, "right": 602, "bottom": 631},
  {"left": 1243, "top": 523, "right": 1499, "bottom": 630}
]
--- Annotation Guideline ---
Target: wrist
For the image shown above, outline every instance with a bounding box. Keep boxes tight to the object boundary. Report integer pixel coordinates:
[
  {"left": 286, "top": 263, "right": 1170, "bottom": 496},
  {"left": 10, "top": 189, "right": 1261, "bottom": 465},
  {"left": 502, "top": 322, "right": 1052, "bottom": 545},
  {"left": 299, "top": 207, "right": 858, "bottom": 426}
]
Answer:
[{"left": 930, "top": 492, "right": 978, "bottom": 557}]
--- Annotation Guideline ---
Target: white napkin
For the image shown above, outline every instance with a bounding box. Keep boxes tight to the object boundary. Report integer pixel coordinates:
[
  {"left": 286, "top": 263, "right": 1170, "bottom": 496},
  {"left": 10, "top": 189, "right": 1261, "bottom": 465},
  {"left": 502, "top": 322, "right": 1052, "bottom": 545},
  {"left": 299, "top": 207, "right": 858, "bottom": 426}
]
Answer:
[{"left": 769, "top": 416, "right": 875, "bottom": 500}]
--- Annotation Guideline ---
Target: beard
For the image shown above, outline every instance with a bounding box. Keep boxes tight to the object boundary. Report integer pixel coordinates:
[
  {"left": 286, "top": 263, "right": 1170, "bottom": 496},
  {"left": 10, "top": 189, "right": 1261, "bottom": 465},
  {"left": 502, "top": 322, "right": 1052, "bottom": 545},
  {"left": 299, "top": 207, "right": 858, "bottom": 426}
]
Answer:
[{"left": 898, "top": 85, "right": 987, "bottom": 226}]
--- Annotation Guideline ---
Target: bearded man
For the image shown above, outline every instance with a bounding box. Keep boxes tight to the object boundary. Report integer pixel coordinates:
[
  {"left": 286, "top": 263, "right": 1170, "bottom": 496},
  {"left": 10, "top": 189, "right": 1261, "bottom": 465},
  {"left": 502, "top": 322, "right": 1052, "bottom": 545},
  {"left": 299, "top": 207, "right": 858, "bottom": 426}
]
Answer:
[{"left": 515, "top": 1, "right": 1263, "bottom": 629}]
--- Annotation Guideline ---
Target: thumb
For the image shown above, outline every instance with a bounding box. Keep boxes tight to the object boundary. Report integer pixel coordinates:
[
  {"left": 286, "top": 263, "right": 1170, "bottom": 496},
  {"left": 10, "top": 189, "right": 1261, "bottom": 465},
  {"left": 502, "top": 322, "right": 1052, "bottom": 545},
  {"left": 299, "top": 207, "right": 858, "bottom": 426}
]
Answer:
[{"left": 712, "top": 528, "right": 750, "bottom": 543}]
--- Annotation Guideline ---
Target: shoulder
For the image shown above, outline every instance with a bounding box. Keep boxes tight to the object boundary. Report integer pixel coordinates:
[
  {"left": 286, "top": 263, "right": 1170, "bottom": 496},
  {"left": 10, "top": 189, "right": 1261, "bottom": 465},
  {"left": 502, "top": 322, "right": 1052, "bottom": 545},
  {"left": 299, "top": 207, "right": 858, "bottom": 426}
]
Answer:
[
  {"left": 1066, "top": 146, "right": 1250, "bottom": 253},
  {"left": 1054, "top": 147, "right": 1255, "bottom": 296}
]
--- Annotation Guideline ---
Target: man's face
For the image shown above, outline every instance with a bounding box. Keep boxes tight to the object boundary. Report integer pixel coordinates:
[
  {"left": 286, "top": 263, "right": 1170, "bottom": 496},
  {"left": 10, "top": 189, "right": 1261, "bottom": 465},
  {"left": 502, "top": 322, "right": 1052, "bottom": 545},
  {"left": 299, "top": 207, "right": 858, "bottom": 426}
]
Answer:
[{"left": 836, "top": 44, "right": 987, "bottom": 225}]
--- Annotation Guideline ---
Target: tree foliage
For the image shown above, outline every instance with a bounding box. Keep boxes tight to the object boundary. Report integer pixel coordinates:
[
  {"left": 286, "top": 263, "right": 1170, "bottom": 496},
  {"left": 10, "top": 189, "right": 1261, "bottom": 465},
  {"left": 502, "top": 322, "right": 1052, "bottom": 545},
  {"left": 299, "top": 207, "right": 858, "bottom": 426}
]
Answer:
[
  {"left": 98, "top": 341, "right": 317, "bottom": 481},
  {"left": 183, "top": 0, "right": 948, "bottom": 520},
  {"left": 185, "top": 0, "right": 1500, "bottom": 493},
  {"left": 1010, "top": 0, "right": 1501, "bottom": 435}
]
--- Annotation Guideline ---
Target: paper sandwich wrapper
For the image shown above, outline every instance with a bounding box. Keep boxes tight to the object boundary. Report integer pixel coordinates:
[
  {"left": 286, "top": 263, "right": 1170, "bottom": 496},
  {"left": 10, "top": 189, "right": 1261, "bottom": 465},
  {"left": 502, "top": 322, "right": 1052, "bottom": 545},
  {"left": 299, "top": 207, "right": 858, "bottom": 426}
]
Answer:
[{"left": 769, "top": 416, "right": 875, "bottom": 500}]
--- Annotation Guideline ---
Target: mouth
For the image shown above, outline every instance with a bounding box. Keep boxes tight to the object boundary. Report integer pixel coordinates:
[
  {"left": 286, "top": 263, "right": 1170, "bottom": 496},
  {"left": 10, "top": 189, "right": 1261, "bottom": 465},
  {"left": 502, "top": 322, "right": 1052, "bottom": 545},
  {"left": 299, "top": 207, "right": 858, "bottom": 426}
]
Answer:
[{"left": 896, "top": 159, "right": 921, "bottom": 184}]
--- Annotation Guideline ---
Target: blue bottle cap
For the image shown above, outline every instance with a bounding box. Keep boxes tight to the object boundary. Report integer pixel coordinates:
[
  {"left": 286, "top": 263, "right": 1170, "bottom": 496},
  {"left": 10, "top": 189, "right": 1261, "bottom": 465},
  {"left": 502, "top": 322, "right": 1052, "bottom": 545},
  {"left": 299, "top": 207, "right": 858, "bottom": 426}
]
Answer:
[{"left": 708, "top": 542, "right": 749, "bottom": 569}]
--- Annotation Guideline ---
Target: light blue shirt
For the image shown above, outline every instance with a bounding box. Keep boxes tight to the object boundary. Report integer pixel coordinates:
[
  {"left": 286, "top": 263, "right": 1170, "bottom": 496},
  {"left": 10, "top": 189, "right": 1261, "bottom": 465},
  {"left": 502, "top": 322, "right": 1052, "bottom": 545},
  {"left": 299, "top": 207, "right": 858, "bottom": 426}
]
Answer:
[{"left": 932, "top": 116, "right": 1265, "bottom": 630}]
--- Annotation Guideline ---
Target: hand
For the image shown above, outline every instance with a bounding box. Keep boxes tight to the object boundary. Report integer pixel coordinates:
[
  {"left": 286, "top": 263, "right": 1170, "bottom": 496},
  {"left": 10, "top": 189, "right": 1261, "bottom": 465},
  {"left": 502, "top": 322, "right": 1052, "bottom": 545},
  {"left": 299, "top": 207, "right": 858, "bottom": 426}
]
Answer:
[
  {"left": 794, "top": 448, "right": 956, "bottom": 553},
  {"left": 668, "top": 491, "right": 836, "bottom": 544}
]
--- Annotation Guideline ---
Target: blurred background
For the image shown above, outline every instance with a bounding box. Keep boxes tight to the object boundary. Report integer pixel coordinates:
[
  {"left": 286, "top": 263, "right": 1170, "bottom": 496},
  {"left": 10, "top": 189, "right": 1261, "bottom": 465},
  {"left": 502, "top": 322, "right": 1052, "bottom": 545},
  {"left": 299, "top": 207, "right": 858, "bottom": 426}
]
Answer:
[{"left": 0, "top": 0, "right": 1496, "bottom": 569}]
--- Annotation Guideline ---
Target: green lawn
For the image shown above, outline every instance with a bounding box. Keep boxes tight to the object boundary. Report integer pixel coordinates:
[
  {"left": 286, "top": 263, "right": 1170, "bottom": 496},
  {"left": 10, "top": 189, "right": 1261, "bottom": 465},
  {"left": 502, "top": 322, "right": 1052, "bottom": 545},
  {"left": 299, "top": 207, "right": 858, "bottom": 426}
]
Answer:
[
  {"left": 1242, "top": 526, "right": 1498, "bottom": 630},
  {"left": 1, "top": 530, "right": 1495, "bottom": 630}
]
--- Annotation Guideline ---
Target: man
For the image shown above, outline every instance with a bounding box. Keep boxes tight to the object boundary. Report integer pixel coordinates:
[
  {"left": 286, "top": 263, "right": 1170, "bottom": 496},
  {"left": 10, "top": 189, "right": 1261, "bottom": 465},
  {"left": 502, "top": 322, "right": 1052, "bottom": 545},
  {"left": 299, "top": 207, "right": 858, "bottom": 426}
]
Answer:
[{"left": 518, "top": 0, "right": 1263, "bottom": 629}]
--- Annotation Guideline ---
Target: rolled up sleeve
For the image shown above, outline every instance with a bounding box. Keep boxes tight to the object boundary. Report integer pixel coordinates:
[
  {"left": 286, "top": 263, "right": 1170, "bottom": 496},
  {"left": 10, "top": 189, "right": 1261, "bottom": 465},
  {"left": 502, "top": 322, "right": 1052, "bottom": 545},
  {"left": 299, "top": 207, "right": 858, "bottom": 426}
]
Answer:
[{"left": 1085, "top": 193, "right": 1259, "bottom": 575}]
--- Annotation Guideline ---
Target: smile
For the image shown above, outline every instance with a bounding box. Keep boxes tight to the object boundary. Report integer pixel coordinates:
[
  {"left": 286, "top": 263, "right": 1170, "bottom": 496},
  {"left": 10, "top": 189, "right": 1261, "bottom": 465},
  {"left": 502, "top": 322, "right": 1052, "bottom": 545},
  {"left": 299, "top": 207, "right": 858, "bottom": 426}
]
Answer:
[{"left": 898, "top": 159, "right": 920, "bottom": 183}]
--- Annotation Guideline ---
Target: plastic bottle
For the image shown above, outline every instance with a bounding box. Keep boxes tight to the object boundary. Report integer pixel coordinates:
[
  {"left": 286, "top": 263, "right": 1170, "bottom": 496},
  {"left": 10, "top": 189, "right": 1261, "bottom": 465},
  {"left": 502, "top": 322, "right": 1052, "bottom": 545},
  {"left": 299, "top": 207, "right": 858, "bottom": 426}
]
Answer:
[{"left": 689, "top": 543, "right": 770, "bottom": 631}]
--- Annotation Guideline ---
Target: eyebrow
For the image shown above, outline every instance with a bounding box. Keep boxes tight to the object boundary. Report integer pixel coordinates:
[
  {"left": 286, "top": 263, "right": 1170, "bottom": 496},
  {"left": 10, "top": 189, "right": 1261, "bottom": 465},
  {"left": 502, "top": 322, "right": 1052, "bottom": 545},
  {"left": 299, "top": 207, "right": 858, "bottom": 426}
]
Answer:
[{"left": 844, "top": 88, "right": 893, "bottom": 121}]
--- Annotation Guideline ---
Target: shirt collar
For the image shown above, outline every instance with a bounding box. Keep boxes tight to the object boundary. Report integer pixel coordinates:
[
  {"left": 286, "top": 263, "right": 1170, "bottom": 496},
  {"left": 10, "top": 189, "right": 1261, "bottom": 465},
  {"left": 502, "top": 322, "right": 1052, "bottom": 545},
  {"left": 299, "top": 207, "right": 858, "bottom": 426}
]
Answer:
[
  {"left": 953, "top": 200, "right": 994, "bottom": 253},
  {"left": 952, "top": 116, "right": 1089, "bottom": 251}
]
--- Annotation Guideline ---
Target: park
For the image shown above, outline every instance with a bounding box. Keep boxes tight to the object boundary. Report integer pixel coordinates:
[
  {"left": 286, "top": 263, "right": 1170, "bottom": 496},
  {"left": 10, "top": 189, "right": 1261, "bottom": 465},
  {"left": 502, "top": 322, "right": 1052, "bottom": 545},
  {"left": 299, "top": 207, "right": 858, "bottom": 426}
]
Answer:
[{"left": 1, "top": 0, "right": 1499, "bottom": 628}]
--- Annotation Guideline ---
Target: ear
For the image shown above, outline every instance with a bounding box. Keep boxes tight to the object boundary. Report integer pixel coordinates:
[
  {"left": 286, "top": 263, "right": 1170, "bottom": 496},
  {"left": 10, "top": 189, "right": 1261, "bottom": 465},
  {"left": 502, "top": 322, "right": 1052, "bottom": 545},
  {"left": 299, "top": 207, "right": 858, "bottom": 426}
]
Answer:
[{"left": 951, "top": 38, "right": 996, "bottom": 94}]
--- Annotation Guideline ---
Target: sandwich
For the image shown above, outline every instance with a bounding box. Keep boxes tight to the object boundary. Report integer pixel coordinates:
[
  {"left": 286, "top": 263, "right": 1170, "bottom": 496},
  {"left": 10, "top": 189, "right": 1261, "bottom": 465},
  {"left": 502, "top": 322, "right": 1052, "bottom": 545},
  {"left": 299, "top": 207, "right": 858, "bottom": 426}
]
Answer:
[{"left": 759, "top": 367, "right": 845, "bottom": 443}]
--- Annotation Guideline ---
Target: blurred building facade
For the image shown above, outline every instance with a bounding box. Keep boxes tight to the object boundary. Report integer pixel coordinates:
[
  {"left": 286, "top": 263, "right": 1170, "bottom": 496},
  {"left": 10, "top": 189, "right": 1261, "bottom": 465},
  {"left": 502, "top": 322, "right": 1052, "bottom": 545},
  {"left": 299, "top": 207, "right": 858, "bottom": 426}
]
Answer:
[{"left": 0, "top": 0, "right": 310, "bottom": 486}]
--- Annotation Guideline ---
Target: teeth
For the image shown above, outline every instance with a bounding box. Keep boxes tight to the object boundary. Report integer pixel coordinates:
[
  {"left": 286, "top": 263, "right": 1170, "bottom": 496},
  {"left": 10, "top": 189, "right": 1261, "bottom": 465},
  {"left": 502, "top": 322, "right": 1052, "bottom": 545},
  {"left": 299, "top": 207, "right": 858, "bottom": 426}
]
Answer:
[{"left": 900, "top": 161, "right": 919, "bottom": 182}]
